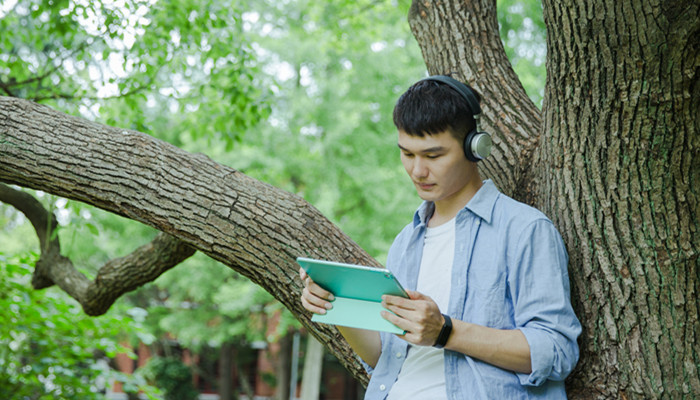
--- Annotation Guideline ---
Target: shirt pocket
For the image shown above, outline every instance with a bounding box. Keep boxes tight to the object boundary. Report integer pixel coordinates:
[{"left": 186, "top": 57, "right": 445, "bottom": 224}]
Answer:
[{"left": 465, "top": 264, "right": 511, "bottom": 328}]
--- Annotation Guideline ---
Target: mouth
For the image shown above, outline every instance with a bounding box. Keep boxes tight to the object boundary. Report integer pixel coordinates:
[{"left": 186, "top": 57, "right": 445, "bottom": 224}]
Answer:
[{"left": 416, "top": 182, "right": 435, "bottom": 190}]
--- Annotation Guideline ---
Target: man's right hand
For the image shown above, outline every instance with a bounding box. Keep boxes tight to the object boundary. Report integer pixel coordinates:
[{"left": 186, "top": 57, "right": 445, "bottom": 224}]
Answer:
[
  {"left": 299, "top": 267, "right": 335, "bottom": 315},
  {"left": 299, "top": 267, "right": 382, "bottom": 368}
]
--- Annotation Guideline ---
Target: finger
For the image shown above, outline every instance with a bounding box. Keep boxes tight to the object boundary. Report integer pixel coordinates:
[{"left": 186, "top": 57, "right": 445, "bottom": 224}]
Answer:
[
  {"left": 385, "top": 290, "right": 430, "bottom": 304},
  {"left": 301, "top": 287, "right": 333, "bottom": 314},
  {"left": 385, "top": 291, "right": 438, "bottom": 312},
  {"left": 302, "top": 286, "right": 333, "bottom": 307},
  {"left": 381, "top": 310, "right": 411, "bottom": 332},
  {"left": 307, "top": 280, "right": 335, "bottom": 301},
  {"left": 382, "top": 309, "right": 439, "bottom": 346},
  {"left": 386, "top": 299, "right": 439, "bottom": 326},
  {"left": 382, "top": 303, "right": 423, "bottom": 330},
  {"left": 381, "top": 310, "right": 424, "bottom": 342},
  {"left": 297, "top": 269, "right": 334, "bottom": 301},
  {"left": 382, "top": 294, "right": 414, "bottom": 310},
  {"left": 301, "top": 295, "right": 328, "bottom": 315}
]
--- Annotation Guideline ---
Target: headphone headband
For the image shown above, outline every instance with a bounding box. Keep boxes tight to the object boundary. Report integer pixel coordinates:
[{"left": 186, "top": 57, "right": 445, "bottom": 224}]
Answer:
[
  {"left": 420, "top": 75, "right": 482, "bottom": 118},
  {"left": 418, "top": 75, "right": 491, "bottom": 162}
]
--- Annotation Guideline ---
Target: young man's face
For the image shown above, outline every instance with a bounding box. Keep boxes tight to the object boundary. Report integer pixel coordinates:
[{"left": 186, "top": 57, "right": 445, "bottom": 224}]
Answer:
[{"left": 397, "top": 129, "right": 480, "bottom": 208}]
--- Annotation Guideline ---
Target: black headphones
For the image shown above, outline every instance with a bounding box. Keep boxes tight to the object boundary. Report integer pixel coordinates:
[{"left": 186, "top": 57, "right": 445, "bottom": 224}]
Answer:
[{"left": 420, "top": 75, "right": 492, "bottom": 162}]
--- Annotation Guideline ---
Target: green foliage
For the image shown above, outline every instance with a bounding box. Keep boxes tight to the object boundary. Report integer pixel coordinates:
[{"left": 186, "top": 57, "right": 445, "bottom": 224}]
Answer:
[
  {"left": 0, "top": 252, "right": 156, "bottom": 399},
  {"left": 137, "top": 252, "right": 279, "bottom": 349},
  {"left": 140, "top": 357, "right": 198, "bottom": 400},
  {"left": 498, "top": 0, "right": 547, "bottom": 107},
  {"left": 0, "top": 0, "right": 270, "bottom": 145},
  {"left": 0, "top": 201, "right": 39, "bottom": 254}
]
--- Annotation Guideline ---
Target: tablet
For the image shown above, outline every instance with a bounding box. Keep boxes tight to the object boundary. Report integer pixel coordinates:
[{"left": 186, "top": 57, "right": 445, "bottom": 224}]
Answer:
[{"left": 297, "top": 257, "right": 408, "bottom": 334}]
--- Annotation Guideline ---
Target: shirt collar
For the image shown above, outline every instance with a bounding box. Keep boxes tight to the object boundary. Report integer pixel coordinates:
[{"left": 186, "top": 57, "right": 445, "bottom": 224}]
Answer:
[
  {"left": 413, "top": 179, "right": 499, "bottom": 226},
  {"left": 464, "top": 179, "right": 499, "bottom": 224},
  {"left": 413, "top": 202, "right": 433, "bottom": 227}
]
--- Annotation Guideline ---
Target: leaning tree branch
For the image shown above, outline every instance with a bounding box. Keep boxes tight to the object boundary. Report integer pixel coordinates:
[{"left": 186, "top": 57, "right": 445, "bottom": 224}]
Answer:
[
  {"left": 0, "top": 183, "right": 195, "bottom": 315},
  {"left": 0, "top": 95, "right": 373, "bottom": 384}
]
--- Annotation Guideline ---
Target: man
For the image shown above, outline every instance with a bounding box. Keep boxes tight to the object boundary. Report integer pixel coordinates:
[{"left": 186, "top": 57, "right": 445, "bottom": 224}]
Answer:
[{"left": 300, "top": 75, "right": 581, "bottom": 399}]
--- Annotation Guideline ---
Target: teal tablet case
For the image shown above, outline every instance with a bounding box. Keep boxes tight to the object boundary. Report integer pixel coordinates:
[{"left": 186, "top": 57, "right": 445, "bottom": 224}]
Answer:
[{"left": 296, "top": 257, "right": 408, "bottom": 334}]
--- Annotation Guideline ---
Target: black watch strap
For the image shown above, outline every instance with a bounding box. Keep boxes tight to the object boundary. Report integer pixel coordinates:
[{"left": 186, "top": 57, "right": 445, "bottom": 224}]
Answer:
[{"left": 433, "top": 313, "right": 453, "bottom": 349}]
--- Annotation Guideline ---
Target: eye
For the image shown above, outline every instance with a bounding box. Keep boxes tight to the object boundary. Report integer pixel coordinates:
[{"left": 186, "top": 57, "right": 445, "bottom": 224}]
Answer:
[{"left": 426, "top": 154, "right": 441, "bottom": 159}]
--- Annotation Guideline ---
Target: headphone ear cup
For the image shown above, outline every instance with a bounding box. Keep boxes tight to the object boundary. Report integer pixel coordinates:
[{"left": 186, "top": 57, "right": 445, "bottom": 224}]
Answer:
[{"left": 463, "top": 131, "right": 492, "bottom": 162}]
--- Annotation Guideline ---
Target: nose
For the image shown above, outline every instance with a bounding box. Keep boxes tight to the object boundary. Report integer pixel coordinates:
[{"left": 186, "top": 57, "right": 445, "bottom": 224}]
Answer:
[{"left": 411, "top": 157, "right": 429, "bottom": 179}]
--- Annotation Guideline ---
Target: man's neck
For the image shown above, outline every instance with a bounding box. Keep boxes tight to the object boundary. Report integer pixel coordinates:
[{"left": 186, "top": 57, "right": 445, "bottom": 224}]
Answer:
[{"left": 428, "top": 178, "right": 483, "bottom": 227}]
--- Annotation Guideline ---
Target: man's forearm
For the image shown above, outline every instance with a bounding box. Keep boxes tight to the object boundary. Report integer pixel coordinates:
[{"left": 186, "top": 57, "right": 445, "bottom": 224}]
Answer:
[
  {"left": 445, "top": 320, "right": 532, "bottom": 374},
  {"left": 337, "top": 326, "right": 382, "bottom": 369}
]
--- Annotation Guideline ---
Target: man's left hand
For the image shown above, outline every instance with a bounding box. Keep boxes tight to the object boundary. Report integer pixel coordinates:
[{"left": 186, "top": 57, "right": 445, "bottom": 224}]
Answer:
[{"left": 381, "top": 290, "right": 444, "bottom": 346}]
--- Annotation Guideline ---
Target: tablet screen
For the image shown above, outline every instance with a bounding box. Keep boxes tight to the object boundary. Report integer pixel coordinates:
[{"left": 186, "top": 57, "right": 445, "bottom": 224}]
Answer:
[{"left": 296, "top": 257, "right": 408, "bottom": 302}]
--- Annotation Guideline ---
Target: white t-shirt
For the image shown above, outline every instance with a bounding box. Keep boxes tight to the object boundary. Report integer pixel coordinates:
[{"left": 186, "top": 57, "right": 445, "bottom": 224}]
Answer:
[{"left": 387, "top": 217, "right": 455, "bottom": 400}]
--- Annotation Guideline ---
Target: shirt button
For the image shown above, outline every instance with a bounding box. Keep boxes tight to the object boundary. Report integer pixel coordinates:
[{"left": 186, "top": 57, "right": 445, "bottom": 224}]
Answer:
[
  {"left": 396, "top": 352, "right": 402, "bottom": 358},
  {"left": 380, "top": 384, "right": 386, "bottom": 391}
]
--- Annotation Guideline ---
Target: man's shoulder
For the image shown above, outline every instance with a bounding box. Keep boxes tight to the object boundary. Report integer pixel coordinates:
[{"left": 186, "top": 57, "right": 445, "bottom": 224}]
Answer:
[
  {"left": 492, "top": 192, "right": 552, "bottom": 229},
  {"left": 491, "top": 194, "right": 566, "bottom": 260}
]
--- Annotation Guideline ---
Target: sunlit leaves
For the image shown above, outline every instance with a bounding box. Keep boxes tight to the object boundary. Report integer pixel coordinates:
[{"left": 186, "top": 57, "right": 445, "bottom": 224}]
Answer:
[
  {"left": 497, "top": 0, "right": 547, "bottom": 106},
  {"left": 1, "top": 0, "right": 270, "bottom": 146},
  {"left": 0, "top": 252, "right": 156, "bottom": 398}
]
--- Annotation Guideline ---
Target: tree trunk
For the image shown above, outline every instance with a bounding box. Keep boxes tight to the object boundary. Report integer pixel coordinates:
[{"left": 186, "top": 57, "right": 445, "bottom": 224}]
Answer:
[
  {"left": 299, "top": 336, "right": 324, "bottom": 400},
  {"left": 219, "top": 342, "right": 234, "bottom": 400},
  {"left": 540, "top": 1, "right": 699, "bottom": 398},
  {"left": 408, "top": 0, "right": 699, "bottom": 398},
  {"left": 275, "top": 332, "right": 292, "bottom": 400}
]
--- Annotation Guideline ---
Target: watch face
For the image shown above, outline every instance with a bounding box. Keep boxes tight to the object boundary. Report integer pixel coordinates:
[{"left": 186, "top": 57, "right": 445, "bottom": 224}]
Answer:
[{"left": 433, "top": 314, "right": 452, "bottom": 348}]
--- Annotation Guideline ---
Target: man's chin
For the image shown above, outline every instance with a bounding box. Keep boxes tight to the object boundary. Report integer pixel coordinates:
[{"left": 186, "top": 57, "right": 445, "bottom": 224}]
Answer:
[{"left": 416, "top": 191, "right": 437, "bottom": 202}]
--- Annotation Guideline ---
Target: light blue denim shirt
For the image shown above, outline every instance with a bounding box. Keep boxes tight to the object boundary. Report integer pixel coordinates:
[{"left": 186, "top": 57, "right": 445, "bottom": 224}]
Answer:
[{"left": 363, "top": 180, "right": 581, "bottom": 400}]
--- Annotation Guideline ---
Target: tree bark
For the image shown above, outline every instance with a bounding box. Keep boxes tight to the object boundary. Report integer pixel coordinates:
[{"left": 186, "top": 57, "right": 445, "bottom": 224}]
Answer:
[
  {"left": 408, "top": 0, "right": 699, "bottom": 398},
  {"left": 540, "top": 1, "right": 699, "bottom": 398},
  {"left": 0, "top": 95, "right": 371, "bottom": 386}
]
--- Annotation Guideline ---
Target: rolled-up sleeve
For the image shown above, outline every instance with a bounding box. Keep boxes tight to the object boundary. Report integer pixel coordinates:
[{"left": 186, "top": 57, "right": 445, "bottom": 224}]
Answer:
[{"left": 509, "top": 220, "right": 581, "bottom": 386}]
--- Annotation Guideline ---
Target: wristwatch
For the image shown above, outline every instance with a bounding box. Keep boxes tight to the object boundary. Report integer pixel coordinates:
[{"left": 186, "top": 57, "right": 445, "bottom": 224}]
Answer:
[{"left": 433, "top": 313, "right": 453, "bottom": 349}]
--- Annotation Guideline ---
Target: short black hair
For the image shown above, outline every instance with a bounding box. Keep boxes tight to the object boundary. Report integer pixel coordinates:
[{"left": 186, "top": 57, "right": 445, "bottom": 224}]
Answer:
[{"left": 393, "top": 77, "right": 481, "bottom": 141}]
